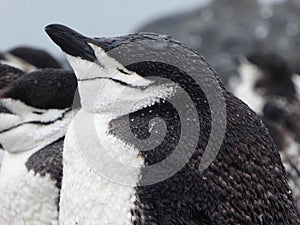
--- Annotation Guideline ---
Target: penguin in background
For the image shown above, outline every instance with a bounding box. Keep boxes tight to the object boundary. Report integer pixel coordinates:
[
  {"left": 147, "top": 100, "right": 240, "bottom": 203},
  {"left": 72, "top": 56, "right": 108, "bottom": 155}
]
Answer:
[
  {"left": 46, "top": 24, "right": 300, "bottom": 224},
  {"left": 0, "top": 45, "right": 66, "bottom": 170},
  {"left": 0, "top": 68, "right": 78, "bottom": 225},
  {"left": 0, "top": 46, "right": 62, "bottom": 72},
  {"left": 229, "top": 52, "right": 300, "bottom": 213}
]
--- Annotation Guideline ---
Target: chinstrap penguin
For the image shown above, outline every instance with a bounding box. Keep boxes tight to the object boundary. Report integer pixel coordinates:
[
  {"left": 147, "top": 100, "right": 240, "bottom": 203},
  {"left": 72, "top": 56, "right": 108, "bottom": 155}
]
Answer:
[
  {"left": 0, "top": 68, "right": 78, "bottom": 225},
  {"left": 46, "top": 24, "right": 300, "bottom": 224},
  {"left": 0, "top": 46, "right": 62, "bottom": 72},
  {"left": 229, "top": 52, "right": 300, "bottom": 213}
]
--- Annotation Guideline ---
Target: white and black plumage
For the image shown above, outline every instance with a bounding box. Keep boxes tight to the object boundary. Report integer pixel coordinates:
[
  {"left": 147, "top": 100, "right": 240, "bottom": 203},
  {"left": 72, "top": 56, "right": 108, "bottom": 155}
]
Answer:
[
  {"left": 0, "top": 64, "right": 25, "bottom": 167},
  {"left": 229, "top": 52, "right": 300, "bottom": 213},
  {"left": 0, "top": 46, "right": 62, "bottom": 72},
  {"left": 0, "top": 68, "right": 77, "bottom": 225},
  {"left": 46, "top": 24, "right": 300, "bottom": 224}
]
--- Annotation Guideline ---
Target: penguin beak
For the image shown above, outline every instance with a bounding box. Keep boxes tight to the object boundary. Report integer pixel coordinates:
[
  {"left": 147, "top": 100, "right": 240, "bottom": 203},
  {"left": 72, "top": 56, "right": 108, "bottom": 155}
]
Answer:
[{"left": 45, "top": 24, "right": 97, "bottom": 62}]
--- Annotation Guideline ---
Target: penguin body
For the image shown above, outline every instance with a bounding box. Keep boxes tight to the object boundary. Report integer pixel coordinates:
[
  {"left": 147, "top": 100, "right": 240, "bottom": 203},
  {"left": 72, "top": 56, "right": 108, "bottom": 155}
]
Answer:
[
  {"left": 46, "top": 24, "right": 300, "bottom": 224},
  {"left": 0, "top": 68, "right": 77, "bottom": 225}
]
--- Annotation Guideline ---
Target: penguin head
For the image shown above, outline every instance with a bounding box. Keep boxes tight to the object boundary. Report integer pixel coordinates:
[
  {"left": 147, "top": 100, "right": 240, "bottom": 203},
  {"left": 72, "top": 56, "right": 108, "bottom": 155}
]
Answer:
[
  {"left": 8, "top": 47, "right": 62, "bottom": 69},
  {"left": 0, "top": 46, "right": 62, "bottom": 72},
  {"left": 0, "top": 68, "right": 78, "bottom": 153},
  {"left": 45, "top": 24, "right": 179, "bottom": 116}
]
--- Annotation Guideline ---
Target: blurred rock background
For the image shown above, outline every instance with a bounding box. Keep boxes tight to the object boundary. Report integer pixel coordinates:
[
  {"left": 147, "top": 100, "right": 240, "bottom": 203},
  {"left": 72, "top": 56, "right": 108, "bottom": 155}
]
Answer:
[{"left": 138, "top": 0, "right": 300, "bottom": 83}]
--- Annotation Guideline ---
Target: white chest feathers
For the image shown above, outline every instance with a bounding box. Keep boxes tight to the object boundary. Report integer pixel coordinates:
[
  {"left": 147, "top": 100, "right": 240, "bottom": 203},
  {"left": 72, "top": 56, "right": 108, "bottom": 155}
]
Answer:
[
  {"left": 0, "top": 149, "right": 59, "bottom": 225},
  {"left": 59, "top": 110, "right": 144, "bottom": 225}
]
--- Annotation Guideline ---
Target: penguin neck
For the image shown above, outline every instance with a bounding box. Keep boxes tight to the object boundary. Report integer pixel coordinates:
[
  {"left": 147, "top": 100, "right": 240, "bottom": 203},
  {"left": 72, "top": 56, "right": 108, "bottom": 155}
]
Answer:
[{"left": 60, "top": 109, "right": 144, "bottom": 224}]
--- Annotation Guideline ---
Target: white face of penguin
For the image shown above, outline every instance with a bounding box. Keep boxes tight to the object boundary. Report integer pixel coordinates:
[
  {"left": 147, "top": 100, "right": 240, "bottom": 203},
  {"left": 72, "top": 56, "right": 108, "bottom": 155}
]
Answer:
[
  {"left": 0, "top": 98, "right": 70, "bottom": 153},
  {"left": 65, "top": 43, "right": 177, "bottom": 117}
]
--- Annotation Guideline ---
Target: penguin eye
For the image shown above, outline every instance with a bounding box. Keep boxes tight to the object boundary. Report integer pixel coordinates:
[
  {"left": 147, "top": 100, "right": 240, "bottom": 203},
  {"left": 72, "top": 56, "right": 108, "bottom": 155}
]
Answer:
[{"left": 118, "top": 68, "right": 130, "bottom": 75}]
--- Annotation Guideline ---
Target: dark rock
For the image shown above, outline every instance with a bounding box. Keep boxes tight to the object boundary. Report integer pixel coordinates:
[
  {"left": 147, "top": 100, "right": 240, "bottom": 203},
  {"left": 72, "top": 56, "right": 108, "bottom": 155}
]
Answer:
[{"left": 137, "top": 0, "right": 300, "bottom": 84}]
